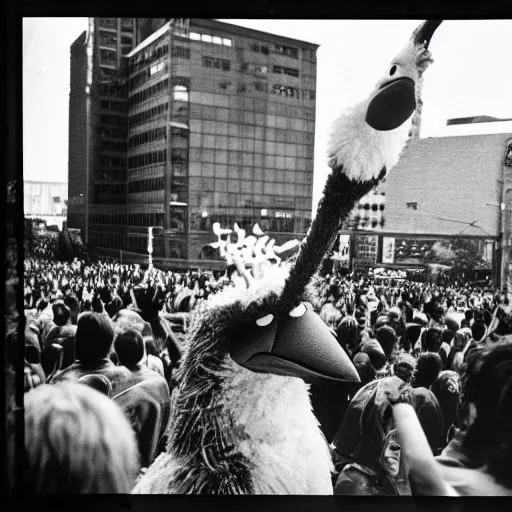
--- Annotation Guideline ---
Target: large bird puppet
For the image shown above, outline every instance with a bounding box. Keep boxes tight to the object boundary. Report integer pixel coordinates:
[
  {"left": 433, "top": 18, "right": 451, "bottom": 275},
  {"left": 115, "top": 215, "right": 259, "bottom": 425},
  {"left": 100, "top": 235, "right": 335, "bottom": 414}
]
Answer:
[{"left": 134, "top": 20, "right": 442, "bottom": 495}]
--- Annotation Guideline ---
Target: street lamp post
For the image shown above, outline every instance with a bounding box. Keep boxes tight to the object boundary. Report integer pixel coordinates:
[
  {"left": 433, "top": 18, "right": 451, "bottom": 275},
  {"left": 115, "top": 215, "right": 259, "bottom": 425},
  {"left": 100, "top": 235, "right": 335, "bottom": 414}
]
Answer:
[{"left": 148, "top": 226, "right": 154, "bottom": 270}]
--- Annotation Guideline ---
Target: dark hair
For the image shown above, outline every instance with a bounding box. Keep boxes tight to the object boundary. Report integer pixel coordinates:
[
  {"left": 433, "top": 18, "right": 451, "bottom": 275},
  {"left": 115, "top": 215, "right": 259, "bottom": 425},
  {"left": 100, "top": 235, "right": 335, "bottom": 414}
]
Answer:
[
  {"left": 75, "top": 313, "right": 115, "bottom": 364},
  {"left": 470, "top": 322, "right": 486, "bottom": 343},
  {"left": 394, "top": 353, "right": 416, "bottom": 384},
  {"left": 375, "top": 325, "right": 397, "bottom": 361},
  {"left": 441, "top": 329, "right": 454, "bottom": 346},
  {"left": 114, "top": 329, "right": 144, "bottom": 368},
  {"left": 52, "top": 302, "right": 71, "bottom": 327},
  {"left": 413, "top": 352, "right": 443, "bottom": 389},
  {"left": 336, "top": 316, "right": 359, "bottom": 354},
  {"left": 352, "top": 352, "right": 376, "bottom": 386},
  {"left": 461, "top": 342, "right": 512, "bottom": 488},
  {"left": 422, "top": 327, "right": 443, "bottom": 353},
  {"left": 431, "top": 370, "right": 461, "bottom": 444}
]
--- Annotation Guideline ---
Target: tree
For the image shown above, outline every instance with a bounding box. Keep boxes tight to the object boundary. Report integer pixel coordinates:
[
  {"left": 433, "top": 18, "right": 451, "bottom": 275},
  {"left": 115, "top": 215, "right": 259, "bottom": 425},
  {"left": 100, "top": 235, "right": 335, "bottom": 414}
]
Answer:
[{"left": 424, "top": 238, "right": 489, "bottom": 282}]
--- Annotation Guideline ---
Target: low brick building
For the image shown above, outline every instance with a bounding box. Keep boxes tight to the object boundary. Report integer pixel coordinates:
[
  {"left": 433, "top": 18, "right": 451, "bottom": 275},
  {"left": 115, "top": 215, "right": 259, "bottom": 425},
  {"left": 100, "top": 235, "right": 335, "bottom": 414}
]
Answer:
[{"left": 340, "top": 132, "right": 512, "bottom": 286}]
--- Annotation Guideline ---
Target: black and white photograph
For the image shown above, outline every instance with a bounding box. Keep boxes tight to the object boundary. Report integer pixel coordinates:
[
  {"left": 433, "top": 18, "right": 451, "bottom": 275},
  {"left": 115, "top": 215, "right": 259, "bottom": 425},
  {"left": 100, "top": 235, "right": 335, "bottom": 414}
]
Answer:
[{"left": 5, "top": 13, "right": 512, "bottom": 497}]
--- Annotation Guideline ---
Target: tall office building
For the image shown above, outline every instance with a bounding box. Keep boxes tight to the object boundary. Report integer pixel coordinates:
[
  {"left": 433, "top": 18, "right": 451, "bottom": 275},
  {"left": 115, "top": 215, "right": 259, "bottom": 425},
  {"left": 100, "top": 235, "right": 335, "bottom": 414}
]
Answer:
[
  {"left": 68, "top": 17, "right": 168, "bottom": 249},
  {"left": 69, "top": 18, "right": 318, "bottom": 269}
]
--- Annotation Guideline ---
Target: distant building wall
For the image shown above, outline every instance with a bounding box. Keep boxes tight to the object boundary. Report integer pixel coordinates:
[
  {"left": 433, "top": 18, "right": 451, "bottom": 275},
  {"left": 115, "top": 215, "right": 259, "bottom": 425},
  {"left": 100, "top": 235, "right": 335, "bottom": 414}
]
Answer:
[{"left": 24, "top": 180, "right": 68, "bottom": 216}]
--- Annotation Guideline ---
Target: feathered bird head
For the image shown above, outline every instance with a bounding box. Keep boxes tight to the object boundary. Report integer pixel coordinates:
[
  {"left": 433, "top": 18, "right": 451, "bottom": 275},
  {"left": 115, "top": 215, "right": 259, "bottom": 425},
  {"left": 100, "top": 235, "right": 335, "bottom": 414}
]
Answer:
[{"left": 135, "top": 20, "right": 442, "bottom": 495}]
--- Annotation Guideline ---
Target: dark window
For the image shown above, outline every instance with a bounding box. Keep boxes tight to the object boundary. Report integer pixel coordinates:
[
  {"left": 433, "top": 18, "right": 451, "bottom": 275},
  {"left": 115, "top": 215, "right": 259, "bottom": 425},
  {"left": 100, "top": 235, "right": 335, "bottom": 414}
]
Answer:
[{"left": 406, "top": 202, "right": 418, "bottom": 210}]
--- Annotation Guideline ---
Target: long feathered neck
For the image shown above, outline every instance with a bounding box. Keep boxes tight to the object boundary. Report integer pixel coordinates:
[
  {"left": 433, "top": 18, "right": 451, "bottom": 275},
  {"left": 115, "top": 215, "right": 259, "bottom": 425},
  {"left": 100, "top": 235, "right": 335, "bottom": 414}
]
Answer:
[
  {"left": 278, "top": 102, "right": 411, "bottom": 313},
  {"left": 279, "top": 167, "right": 385, "bottom": 313}
]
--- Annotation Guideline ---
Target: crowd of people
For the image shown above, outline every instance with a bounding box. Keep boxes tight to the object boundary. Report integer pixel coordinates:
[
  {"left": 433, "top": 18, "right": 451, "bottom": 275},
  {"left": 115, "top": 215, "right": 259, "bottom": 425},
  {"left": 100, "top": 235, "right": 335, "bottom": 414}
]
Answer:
[{"left": 10, "top": 236, "right": 512, "bottom": 495}]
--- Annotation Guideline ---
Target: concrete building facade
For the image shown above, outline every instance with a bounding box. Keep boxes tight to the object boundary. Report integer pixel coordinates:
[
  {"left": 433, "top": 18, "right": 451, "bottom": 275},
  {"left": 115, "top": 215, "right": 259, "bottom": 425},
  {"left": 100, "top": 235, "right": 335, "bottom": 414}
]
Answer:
[
  {"left": 67, "top": 18, "right": 169, "bottom": 251},
  {"left": 69, "top": 18, "right": 318, "bottom": 269}
]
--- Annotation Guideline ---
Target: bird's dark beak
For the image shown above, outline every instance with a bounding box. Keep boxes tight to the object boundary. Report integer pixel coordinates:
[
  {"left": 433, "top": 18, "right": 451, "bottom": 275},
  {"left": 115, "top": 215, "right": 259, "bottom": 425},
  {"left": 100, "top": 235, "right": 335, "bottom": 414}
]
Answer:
[
  {"left": 365, "top": 77, "right": 416, "bottom": 131},
  {"left": 412, "top": 20, "right": 442, "bottom": 48},
  {"left": 230, "top": 304, "right": 360, "bottom": 382},
  {"left": 365, "top": 20, "right": 442, "bottom": 132}
]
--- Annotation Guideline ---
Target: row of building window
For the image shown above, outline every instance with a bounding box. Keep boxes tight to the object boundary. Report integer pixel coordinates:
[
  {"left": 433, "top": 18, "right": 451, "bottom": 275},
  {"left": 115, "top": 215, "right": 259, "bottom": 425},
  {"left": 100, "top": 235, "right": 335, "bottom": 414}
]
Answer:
[
  {"left": 189, "top": 119, "right": 313, "bottom": 144},
  {"left": 272, "top": 65, "right": 299, "bottom": 77},
  {"left": 98, "top": 18, "right": 133, "bottom": 32},
  {"left": 248, "top": 43, "right": 314, "bottom": 62},
  {"left": 100, "top": 49, "right": 117, "bottom": 65},
  {"left": 129, "top": 61, "right": 168, "bottom": 90},
  {"left": 128, "top": 126, "right": 188, "bottom": 148},
  {"left": 202, "top": 56, "right": 231, "bottom": 71},
  {"left": 99, "top": 31, "right": 133, "bottom": 48},
  {"left": 189, "top": 148, "right": 314, "bottom": 170},
  {"left": 189, "top": 135, "right": 312, "bottom": 158},
  {"left": 129, "top": 99, "right": 189, "bottom": 128},
  {"left": 100, "top": 67, "right": 119, "bottom": 80},
  {"left": 94, "top": 183, "right": 126, "bottom": 195},
  {"left": 128, "top": 78, "right": 169, "bottom": 106},
  {"left": 249, "top": 43, "right": 270, "bottom": 55},
  {"left": 190, "top": 214, "right": 298, "bottom": 234},
  {"left": 99, "top": 114, "right": 127, "bottom": 129},
  {"left": 98, "top": 155, "right": 125, "bottom": 168},
  {"left": 128, "top": 177, "right": 165, "bottom": 193},
  {"left": 240, "top": 63, "right": 299, "bottom": 77},
  {"left": 100, "top": 99, "right": 127, "bottom": 113},
  {"left": 90, "top": 213, "right": 126, "bottom": 226},
  {"left": 99, "top": 140, "right": 127, "bottom": 152},
  {"left": 189, "top": 164, "right": 313, "bottom": 185},
  {"left": 128, "top": 148, "right": 189, "bottom": 170},
  {"left": 94, "top": 171, "right": 126, "bottom": 182},
  {"left": 189, "top": 177, "right": 311, "bottom": 197},
  {"left": 274, "top": 44, "right": 299, "bottom": 59},
  {"left": 128, "top": 43, "right": 192, "bottom": 74},
  {"left": 98, "top": 83, "right": 126, "bottom": 99},
  {"left": 213, "top": 80, "right": 315, "bottom": 101},
  {"left": 128, "top": 213, "right": 165, "bottom": 227},
  {"left": 128, "top": 150, "right": 166, "bottom": 169},
  {"left": 129, "top": 102, "right": 168, "bottom": 127},
  {"left": 98, "top": 126, "right": 127, "bottom": 139},
  {"left": 189, "top": 32, "right": 232, "bottom": 47}
]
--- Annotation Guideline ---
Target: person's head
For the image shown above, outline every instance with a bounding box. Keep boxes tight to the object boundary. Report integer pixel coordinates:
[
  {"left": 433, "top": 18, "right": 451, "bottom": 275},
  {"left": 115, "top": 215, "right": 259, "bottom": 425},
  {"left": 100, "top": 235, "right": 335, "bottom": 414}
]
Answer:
[
  {"left": 352, "top": 352, "right": 376, "bottom": 386},
  {"left": 441, "top": 329, "right": 454, "bottom": 346},
  {"left": 52, "top": 301, "right": 71, "bottom": 327},
  {"left": 431, "top": 370, "right": 461, "bottom": 440},
  {"left": 24, "top": 382, "right": 139, "bottom": 493},
  {"left": 393, "top": 352, "right": 417, "bottom": 384},
  {"left": 379, "top": 429, "right": 401, "bottom": 477},
  {"left": 461, "top": 341, "right": 512, "bottom": 488},
  {"left": 360, "top": 338, "right": 386, "bottom": 370},
  {"left": 356, "top": 378, "right": 405, "bottom": 481},
  {"left": 413, "top": 352, "right": 443, "bottom": 389},
  {"left": 114, "top": 329, "right": 144, "bottom": 369},
  {"left": 75, "top": 312, "right": 115, "bottom": 365},
  {"left": 375, "top": 325, "right": 398, "bottom": 361},
  {"left": 335, "top": 316, "right": 359, "bottom": 353},
  {"left": 64, "top": 294, "right": 79, "bottom": 325},
  {"left": 470, "top": 321, "right": 486, "bottom": 343},
  {"left": 421, "top": 327, "right": 443, "bottom": 353},
  {"left": 106, "top": 296, "right": 123, "bottom": 318}
]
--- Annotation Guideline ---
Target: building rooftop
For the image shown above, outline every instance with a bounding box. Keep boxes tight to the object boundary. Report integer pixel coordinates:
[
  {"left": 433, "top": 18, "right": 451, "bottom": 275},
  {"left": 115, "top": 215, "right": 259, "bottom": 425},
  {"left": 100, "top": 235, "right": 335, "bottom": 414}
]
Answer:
[
  {"left": 126, "top": 20, "right": 171, "bottom": 58},
  {"left": 126, "top": 18, "right": 319, "bottom": 59}
]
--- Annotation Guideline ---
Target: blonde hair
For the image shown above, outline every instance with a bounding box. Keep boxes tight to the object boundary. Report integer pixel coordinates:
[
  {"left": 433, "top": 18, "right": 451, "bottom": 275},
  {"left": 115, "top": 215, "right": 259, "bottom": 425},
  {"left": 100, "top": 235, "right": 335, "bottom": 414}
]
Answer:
[{"left": 24, "top": 382, "right": 139, "bottom": 493}]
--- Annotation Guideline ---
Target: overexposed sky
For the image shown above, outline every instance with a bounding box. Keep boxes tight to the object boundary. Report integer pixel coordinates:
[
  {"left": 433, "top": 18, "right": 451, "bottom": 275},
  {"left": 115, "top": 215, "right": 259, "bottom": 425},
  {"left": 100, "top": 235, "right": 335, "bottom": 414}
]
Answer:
[{"left": 23, "top": 18, "right": 512, "bottom": 208}]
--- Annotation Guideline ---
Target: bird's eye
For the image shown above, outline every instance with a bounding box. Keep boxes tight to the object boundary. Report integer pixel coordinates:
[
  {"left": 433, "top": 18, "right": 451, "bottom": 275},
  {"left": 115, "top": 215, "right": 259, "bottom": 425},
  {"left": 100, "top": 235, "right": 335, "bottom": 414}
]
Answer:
[
  {"left": 256, "top": 314, "right": 274, "bottom": 327},
  {"left": 390, "top": 65, "right": 397, "bottom": 76},
  {"left": 289, "top": 303, "right": 307, "bottom": 318}
]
